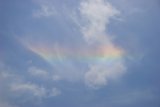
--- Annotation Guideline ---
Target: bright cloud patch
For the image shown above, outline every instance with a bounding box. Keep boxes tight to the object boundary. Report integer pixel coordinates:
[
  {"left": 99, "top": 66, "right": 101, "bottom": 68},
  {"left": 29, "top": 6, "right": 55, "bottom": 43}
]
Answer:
[
  {"left": 79, "top": 0, "right": 119, "bottom": 43},
  {"left": 79, "top": 0, "right": 126, "bottom": 88},
  {"left": 33, "top": 3, "right": 56, "bottom": 18},
  {"left": 28, "top": 66, "right": 49, "bottom": 78},
  {"left": 10, "top": 82, "right": 61, "bottom": 98},
  {"left": 10, "top": 82, "right": 47, "bottom": 98}
]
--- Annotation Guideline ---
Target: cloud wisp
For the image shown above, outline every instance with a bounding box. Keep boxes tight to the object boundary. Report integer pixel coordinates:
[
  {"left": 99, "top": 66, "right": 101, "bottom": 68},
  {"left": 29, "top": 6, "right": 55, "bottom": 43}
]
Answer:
[
  {"left": 28, "top": 66, "right": 49, "bottom": 78},
  {"left": 10, "top": 82, "right": 47, "bottom": 98},
  {"left": 79, "top": 0, "right": 126, "bottom": 88},
  {"left": 10, "top": 82, "right": 61, "bottom": 98},
  {"left": 33, "top": 2, "right": 57, "bottom": 18},
  {"left": 79, "top": 0, "right": 120, "bottom": 44},
  {"left": 0, "top": 63, "right": 61, "bottom": 105}
]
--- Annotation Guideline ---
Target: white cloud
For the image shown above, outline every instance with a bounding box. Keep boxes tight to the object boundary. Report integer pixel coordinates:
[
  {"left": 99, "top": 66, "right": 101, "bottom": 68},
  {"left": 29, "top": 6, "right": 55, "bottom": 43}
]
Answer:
[
  {"left": 0, "top": 63, "right": 21, "bottom": 85},
  {"left": 52, "top": 75, "right": 61, "bottom": 81},
  {"left": 49, "top": 87, "right": 61, "bottom": 97},
  {"left": 28, "top": 66, "right": 48, "bottom": 78},
  {"left": 78, "top": 0, "right": 126, "bottom": 88},
  {"left": 85, "top": 61, "right": 126, "bottom": 89},
  {"left": 79, "top": 0, "right": 119, "bottom": 43},
  {"left": 28, "top": 66, "right": 62, "bottom": 81},
  {"left": 10, "top": 82, "right": 47, "bottom": 98},
  {"left": 33, "top": 4, "right": 56, "bottom": 18},
  {"left": 0, "top": 63, "right": 61, "bottom": 106},
  {"left": 10, "top": 82, "right": 61, "bottom": 98}
]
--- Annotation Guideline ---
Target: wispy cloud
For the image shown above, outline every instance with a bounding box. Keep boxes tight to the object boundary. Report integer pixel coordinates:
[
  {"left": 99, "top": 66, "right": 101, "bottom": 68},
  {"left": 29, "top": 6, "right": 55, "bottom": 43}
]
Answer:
[
  {"left": 78, "top": 0, "right": 126, "bottom": 88},
  {"left": 85, "top": 60, "right": 126, "bottom": 88},
  {"left": 49, "top": 87, "right": 61, "bottom": 97},
  {"left": 28, "top": 66, "right": 49, "bottom": 78},
  {"left": 28, "top": 66, "right": 62, "bottom": 82},
  {"left": 33, "top": 3, "right": 56, "bottom": 18},
  {"left": 10, "top": 81, "right": 61, "bottom": 98},
  {"left": 10, "top": 82, "right": 47, "bottom": 98},
  {"left": 0, "top": 62, "right": 61, "bottom": 105},
  {"left": 79, "top": 0, "right": 119, "bottom": 43}
]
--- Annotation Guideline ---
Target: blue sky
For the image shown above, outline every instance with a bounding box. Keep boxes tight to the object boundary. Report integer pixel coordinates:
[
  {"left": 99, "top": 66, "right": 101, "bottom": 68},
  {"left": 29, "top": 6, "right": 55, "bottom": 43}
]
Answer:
[{"left": 0, "top": 0, "right": 160, "bottom": 107}]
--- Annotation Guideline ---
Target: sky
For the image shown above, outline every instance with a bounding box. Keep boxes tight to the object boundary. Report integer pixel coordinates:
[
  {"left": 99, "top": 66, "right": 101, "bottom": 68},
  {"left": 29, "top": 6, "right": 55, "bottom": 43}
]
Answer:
[{"left": 0, "top": 0, "right": 160, "bottom": 107}]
